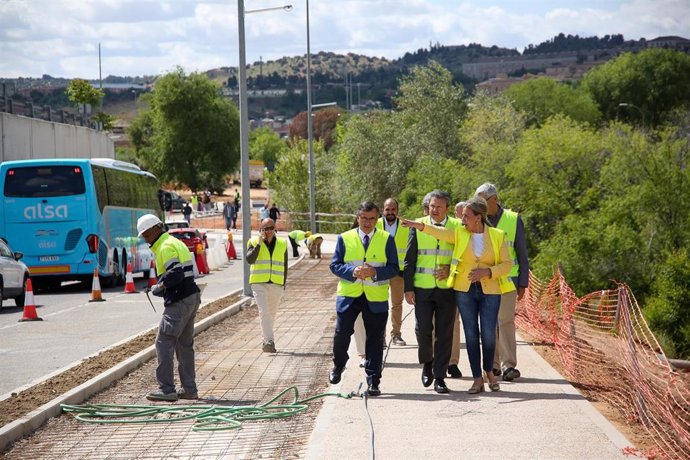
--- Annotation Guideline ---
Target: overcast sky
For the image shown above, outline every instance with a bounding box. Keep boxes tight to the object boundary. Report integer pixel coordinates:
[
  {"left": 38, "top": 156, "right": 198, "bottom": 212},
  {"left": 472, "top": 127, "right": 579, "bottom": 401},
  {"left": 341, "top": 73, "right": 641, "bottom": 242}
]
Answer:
[{"left": 1, "top": 0, "right": 689, "bottom": 79}]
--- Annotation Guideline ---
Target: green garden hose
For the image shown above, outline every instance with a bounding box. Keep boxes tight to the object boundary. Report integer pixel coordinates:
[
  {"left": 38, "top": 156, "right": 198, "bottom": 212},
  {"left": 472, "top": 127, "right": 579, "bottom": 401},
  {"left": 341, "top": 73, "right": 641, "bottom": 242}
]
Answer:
[{"left": 61, "top": 386, "right": 354, "bottom": 432}]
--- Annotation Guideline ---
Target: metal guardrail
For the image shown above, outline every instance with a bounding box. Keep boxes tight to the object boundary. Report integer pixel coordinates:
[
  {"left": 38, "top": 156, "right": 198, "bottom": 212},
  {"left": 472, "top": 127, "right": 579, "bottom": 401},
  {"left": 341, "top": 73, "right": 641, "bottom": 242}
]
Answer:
[{"left": 0, "top": 97, "right": 100, "bottom": 130}]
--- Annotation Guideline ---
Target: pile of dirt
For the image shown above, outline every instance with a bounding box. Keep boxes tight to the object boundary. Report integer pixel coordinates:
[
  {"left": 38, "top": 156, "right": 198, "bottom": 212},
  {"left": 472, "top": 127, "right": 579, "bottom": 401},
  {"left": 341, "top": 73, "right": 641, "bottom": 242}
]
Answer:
[{"left": 0, "top": 292, "right": 242, "bottom": 429}]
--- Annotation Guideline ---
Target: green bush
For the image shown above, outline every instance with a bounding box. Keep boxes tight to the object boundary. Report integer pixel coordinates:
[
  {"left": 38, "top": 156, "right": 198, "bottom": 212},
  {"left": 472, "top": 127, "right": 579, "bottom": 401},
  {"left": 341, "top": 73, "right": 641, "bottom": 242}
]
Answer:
[{"left": 643, "top": 250, "right": 690, "bottom": 359}]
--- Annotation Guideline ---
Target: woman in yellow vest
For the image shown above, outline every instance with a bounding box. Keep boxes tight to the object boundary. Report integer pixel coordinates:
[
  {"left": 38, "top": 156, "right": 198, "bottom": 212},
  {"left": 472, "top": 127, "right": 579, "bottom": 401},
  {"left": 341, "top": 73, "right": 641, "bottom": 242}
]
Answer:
[{"left": 402, "top": 196, "right": 514, "bottom": 394}]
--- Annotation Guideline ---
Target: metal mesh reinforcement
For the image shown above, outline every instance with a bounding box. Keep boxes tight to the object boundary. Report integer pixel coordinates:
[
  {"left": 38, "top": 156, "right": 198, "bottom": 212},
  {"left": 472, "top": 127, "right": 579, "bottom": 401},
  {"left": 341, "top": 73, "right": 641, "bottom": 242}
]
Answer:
[{"left": 3, "top": 258, "right": 338, "bottom": 459}]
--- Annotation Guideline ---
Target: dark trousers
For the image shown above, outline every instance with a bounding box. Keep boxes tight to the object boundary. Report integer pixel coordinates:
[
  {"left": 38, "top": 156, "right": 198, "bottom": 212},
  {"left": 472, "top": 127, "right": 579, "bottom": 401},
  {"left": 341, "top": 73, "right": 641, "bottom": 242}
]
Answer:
[
  {"left": 414, "top": 287, "right": 456, "bottom": 379},
  {"left": 333, "top": 294, "right": 388, "bottom": 386},
  {"left": 289, "top": 237, "right": 300, "bottom": 257}
]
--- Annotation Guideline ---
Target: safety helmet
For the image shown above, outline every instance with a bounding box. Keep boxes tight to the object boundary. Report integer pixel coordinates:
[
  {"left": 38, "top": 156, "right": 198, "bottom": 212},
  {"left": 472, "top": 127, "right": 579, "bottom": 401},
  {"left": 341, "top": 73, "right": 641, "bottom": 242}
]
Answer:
[
  {"left": 137, "top": 214, "right": 162, "bottom": 237},
  {"left": 305, "top": 231, "right": 312, "bottom": 237}
]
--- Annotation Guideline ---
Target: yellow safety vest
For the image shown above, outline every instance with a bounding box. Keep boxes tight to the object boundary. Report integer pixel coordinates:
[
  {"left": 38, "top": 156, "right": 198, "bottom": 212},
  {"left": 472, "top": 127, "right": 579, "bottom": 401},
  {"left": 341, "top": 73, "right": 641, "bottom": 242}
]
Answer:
[
  {"left": 336, "top": 229, "right": 390, "bottom": 302},
  {"left": 447, "top": 226, "right": 515, "bottom": 294},
  {"left": 376, "top": 217, "right": 409, "bottom": 271},
  {"left": 307, "top": 233, "right": 323, "bottom": 245},
  {"left": 248, "top": 237, "right": 287, "bottom": 285},
  {"left": 495, "top": 208, "right": 519, "bottom": 278},
  {"left": 288, "top": 230, "right": 307, "bottom": 241},
  {"left": 414, "top": 216, "right": 459, "bottom": 289}
]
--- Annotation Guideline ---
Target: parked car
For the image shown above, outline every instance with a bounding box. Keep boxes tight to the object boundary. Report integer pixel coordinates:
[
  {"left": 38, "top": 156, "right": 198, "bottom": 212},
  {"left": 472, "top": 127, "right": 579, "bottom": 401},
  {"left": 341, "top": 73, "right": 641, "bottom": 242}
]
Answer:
[
  {"left": 0, "top": 238, "right": 30, "bottom": 308},
  {"left": 160, "top": 190, "right": 187, "bottom": 212},
  {"left": 165, "top": 218, "right": 191, "bottom": 230},
  {"left": 168, "top": 228, "right": 208, "bottom": 253}
]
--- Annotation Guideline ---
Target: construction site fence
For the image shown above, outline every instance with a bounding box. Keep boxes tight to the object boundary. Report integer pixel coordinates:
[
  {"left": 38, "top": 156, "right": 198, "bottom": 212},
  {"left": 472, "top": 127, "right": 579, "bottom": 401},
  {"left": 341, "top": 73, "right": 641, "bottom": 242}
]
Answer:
[{"left": 517, "top": 270, "right": 690, "bottom": 459}]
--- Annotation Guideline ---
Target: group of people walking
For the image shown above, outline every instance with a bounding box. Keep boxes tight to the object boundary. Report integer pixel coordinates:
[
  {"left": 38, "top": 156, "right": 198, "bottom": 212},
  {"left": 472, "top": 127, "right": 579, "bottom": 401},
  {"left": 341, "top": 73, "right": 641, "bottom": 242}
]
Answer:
[
  {"left": 133, "top": 182, "right": 528, "bottom": 402},
  {"left": 329, "top": 183, "right": 529, "bottom": 397}
]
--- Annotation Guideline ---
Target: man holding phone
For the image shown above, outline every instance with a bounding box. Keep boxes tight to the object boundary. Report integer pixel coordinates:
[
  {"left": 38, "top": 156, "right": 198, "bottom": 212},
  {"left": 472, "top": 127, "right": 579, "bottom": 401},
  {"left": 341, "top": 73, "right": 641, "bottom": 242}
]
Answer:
[{"left": 246, "top": 218, "right": 288, "bottom": 353}]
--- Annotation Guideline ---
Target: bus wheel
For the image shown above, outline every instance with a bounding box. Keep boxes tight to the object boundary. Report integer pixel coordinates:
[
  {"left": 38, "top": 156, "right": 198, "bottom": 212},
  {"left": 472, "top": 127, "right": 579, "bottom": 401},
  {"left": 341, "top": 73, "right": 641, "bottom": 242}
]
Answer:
[{"left": 102, "top": 252, "right": 120, "bottom": 288}]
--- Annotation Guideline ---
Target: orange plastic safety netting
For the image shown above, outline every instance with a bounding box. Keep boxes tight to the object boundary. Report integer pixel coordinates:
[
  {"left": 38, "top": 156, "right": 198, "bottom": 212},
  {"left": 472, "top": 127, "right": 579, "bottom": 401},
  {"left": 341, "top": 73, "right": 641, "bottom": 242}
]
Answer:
[{"left": 516, "top": 270, "right": 690, "bottom": 460}]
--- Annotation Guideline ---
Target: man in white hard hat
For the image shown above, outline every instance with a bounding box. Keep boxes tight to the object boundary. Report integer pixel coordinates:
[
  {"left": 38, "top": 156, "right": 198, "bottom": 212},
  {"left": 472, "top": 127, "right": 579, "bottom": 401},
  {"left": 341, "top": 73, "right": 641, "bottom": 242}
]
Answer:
[{"left": 137, "top": 214, "right": 201, "bottom": 402}]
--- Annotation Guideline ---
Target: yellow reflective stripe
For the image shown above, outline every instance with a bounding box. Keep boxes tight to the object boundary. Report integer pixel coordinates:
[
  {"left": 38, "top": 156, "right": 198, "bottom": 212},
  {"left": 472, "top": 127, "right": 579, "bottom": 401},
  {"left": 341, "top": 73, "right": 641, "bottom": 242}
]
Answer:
[
  {"left": 367, "top": 262, "right": 385, "bottom": 267},
  {"left": 418, "top": 249, "right": 436, "bottom": 255},
  {"left": 415, "top": 267, "right": 435, "bottom": 274}
]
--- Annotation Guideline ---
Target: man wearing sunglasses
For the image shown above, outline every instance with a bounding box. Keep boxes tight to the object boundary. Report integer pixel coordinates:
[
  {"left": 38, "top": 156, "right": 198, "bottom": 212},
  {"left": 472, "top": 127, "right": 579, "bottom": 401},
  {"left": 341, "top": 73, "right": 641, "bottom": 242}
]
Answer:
[{"left": 246, "top": 218, "right": 288, "bottom": 353}]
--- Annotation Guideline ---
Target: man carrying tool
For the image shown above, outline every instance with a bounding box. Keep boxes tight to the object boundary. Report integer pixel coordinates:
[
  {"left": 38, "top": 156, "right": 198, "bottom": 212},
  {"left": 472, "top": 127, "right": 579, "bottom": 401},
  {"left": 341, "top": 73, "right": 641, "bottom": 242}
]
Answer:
[{"left": 137, "top": 214, "right": 201, "bottom": 402}]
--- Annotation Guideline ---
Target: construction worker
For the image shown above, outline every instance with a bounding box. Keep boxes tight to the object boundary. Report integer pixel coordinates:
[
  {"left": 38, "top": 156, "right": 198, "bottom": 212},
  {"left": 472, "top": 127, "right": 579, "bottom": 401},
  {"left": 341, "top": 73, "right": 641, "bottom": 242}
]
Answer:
[
  {"left": 307, "top": 233, "right": 324, "bottom": 259},
  {"left": 475, "top": 183, "right": 529, "bottom": 382},
  {"left": 288, "top": 229, "right": 311, "bottom": 258},
  {"left": 137, "top": 214, "right": 201, "bottom": 402},
  {"left": 403, "top": 190, "right": 459, "bottom": 394},
  {"left": 376, "top": 198, "right": 409, "bottom": 346},
  {"left": 247, "top": 218, "right": 288, "bottom": 353}
]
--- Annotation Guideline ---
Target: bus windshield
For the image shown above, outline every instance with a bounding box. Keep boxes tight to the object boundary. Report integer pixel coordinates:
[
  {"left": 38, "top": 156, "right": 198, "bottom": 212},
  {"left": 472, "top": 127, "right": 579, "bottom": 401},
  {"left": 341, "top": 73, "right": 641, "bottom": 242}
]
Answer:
[{"left": 4, "top": 166, "right": 86, "bottom": 198}]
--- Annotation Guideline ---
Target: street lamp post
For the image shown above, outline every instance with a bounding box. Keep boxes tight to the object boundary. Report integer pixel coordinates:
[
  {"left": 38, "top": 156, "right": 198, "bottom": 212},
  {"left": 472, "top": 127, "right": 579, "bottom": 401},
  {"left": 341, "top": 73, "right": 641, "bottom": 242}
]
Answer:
[
  {"left": 305, "top": 0, "right": 316, "bottom": 234},
  {"left": 618, "top": 102, "right": 645, "bottom": 128},
  {"left": 237, "top": 1, "right": 291, "bottom": 296}
]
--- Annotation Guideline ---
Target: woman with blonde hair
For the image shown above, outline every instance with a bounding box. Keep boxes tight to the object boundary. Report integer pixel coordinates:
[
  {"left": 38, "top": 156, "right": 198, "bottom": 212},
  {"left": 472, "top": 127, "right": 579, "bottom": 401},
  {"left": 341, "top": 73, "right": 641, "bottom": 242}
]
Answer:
[{"left": 402, "top": 196, "right": 514, "bottom": 394}]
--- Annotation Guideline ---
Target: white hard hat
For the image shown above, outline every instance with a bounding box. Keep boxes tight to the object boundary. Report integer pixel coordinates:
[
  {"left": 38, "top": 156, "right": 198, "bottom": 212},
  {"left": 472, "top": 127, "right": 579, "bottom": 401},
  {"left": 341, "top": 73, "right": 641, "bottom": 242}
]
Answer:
[{"left": 137, "top": 214, "right": 162, "bottom": 237}]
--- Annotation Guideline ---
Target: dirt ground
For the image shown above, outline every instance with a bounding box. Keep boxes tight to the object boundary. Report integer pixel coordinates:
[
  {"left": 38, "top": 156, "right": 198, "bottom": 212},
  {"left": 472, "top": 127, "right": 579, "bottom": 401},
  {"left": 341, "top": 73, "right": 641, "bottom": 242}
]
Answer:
[{"left": 0, "top": 292, "right": 241, "bottom": 429}]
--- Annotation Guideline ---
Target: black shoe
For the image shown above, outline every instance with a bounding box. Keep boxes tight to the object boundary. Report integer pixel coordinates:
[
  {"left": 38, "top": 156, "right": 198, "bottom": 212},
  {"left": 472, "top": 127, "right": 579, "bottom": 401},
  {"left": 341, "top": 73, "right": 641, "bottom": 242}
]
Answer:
[
  {"left": 492, "top": 368, "right": 502, "bottom": 377},
  {"left": 447, "top": 364, "right": 462, "bottom": 378},
  {"left": 503, "top": 367, "right": 521, "bottom": 381},
  {"left": 329, "top": 366, "right": 344, "bottom": 384},
  {"left": 434, "top": 379, "right": 449, "bottom": 394},
  {"left": 421, "top": 361, "right": 434, "bottom": 387},
  {"left": 366, "top": 384, "right": 381, "bottom": 396}
]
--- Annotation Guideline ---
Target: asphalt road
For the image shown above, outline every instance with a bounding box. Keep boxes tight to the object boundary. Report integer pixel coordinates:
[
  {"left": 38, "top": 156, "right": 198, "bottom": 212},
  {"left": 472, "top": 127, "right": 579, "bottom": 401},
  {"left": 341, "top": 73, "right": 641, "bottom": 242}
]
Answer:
[{"left": 0, "top": 231, "right": 244, "bottom": 397}]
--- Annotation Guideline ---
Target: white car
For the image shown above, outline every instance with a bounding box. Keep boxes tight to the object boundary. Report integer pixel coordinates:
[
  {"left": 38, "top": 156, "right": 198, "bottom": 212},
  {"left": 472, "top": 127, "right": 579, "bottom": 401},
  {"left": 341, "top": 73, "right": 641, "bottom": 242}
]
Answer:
[
  {"left": 0, "top": 238, "right": 30, "bottom": 308},
  {"left": 165, "top": 218, "right": 191, "bottom": 230}
]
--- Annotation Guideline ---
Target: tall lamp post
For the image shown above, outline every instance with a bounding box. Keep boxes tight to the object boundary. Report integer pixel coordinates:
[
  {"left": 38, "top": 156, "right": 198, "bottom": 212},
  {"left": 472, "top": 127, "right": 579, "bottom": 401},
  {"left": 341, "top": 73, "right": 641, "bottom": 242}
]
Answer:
[
  {"left": 305, "top": 0, "right": 316, "bottom": 233},
  {"left": 237, "top": 1, "right": 292, "bottom": 296},
  {"left": 618, "top": 102, "right": 645, "bottom": 128}
]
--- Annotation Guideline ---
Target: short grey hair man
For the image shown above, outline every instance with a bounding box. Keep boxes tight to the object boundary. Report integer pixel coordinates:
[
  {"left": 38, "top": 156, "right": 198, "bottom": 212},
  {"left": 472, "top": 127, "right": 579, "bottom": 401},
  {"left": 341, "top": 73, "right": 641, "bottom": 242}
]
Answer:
[{"left": 475, "top": 183, "right": 498, "bottom": 199}]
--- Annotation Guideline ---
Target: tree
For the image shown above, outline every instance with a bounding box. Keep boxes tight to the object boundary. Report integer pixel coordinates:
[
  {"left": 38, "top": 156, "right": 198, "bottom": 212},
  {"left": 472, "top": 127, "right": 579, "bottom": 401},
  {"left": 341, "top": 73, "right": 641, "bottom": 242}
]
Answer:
[
  {"left": 249, "top": 126, "right": 286, "bottom": 171},
  {"left": 582, "top": 48, "right": 690, "bottom": 127},
  {"left": 502, "top": 77, "right": 601, "bottom": 127},
  {"left": 504, "top": 116, "right": 607, "bottom": 256},
  {"left": 334, "top": 110, "right": 416, "bottom": 209},
  {"left": 395, "top": 60, "right": 467, "bottom": 160},
  {"left": 458, "top": 91, "right": 527, "bottom": 187},
  {"left": 130, "top": 68, "right": 240, "bottom": 192},
  {"left": 66, "top": 78, "right": 103, "bottom": 108},
  {"left": 288, "top": 107, "right": 343, "bottom": 151},
  {"left": 266, "top": 138, "right": 325, "bottom": 214}
]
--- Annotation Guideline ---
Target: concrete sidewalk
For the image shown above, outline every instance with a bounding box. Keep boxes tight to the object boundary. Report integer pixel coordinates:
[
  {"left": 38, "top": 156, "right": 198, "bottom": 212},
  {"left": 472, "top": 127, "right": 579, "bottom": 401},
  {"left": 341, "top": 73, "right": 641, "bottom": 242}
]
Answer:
[
  {"left": 306, "top": 303, "right": 636, "bottom": 459},
  {"left": 2, "top": 255, "right": 639, "bottom": 459}
]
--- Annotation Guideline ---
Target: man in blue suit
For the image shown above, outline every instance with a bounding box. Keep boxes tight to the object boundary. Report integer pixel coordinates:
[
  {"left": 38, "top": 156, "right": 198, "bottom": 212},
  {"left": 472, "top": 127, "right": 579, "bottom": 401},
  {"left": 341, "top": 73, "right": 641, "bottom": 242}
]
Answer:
[{"left": 329, "top": 201, "right": 399, "bottom": 396}]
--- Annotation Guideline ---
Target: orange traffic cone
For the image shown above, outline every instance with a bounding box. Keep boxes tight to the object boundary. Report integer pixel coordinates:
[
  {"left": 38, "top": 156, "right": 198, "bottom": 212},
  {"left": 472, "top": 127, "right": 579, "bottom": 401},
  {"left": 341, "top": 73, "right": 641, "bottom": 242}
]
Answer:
[
  {"left": 148, "top": 260, "right": 157, "bottom": 288},
  {"left": 226, "top": 232, "right": 237, "bottom": 260},
  {"left": 89, "top": 268, "right": 105, "bottom": 302},
  {"left": 124, "top": 262, "right": 138, "bottom": 293},
  {"left": 18, "top": 279, "right": 42, "bottom": 322},
  {"left": 196, "top": 243, "right": 210, "bottom": 274}
]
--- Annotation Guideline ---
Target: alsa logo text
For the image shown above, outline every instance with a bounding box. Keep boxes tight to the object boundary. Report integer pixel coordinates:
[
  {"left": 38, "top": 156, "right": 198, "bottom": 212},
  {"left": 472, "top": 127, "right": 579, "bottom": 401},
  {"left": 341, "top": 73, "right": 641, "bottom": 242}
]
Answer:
[{"left": 23, "top": 204, "right": 68, "bottom": 220}]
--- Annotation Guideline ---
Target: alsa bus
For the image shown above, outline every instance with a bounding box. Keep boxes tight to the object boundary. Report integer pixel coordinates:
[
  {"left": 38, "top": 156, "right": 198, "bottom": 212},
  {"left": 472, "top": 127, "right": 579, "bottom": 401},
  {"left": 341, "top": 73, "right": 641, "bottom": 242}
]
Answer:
[{"left": 0, "top": 158, "right": 164, "bottom": 289}]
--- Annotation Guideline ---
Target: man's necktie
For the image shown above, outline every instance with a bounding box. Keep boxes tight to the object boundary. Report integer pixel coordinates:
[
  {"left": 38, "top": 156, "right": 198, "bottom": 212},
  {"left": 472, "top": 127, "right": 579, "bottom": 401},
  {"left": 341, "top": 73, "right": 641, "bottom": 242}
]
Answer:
[{"left": 363, "top": 234, "right": 370, "bottom": 251}]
